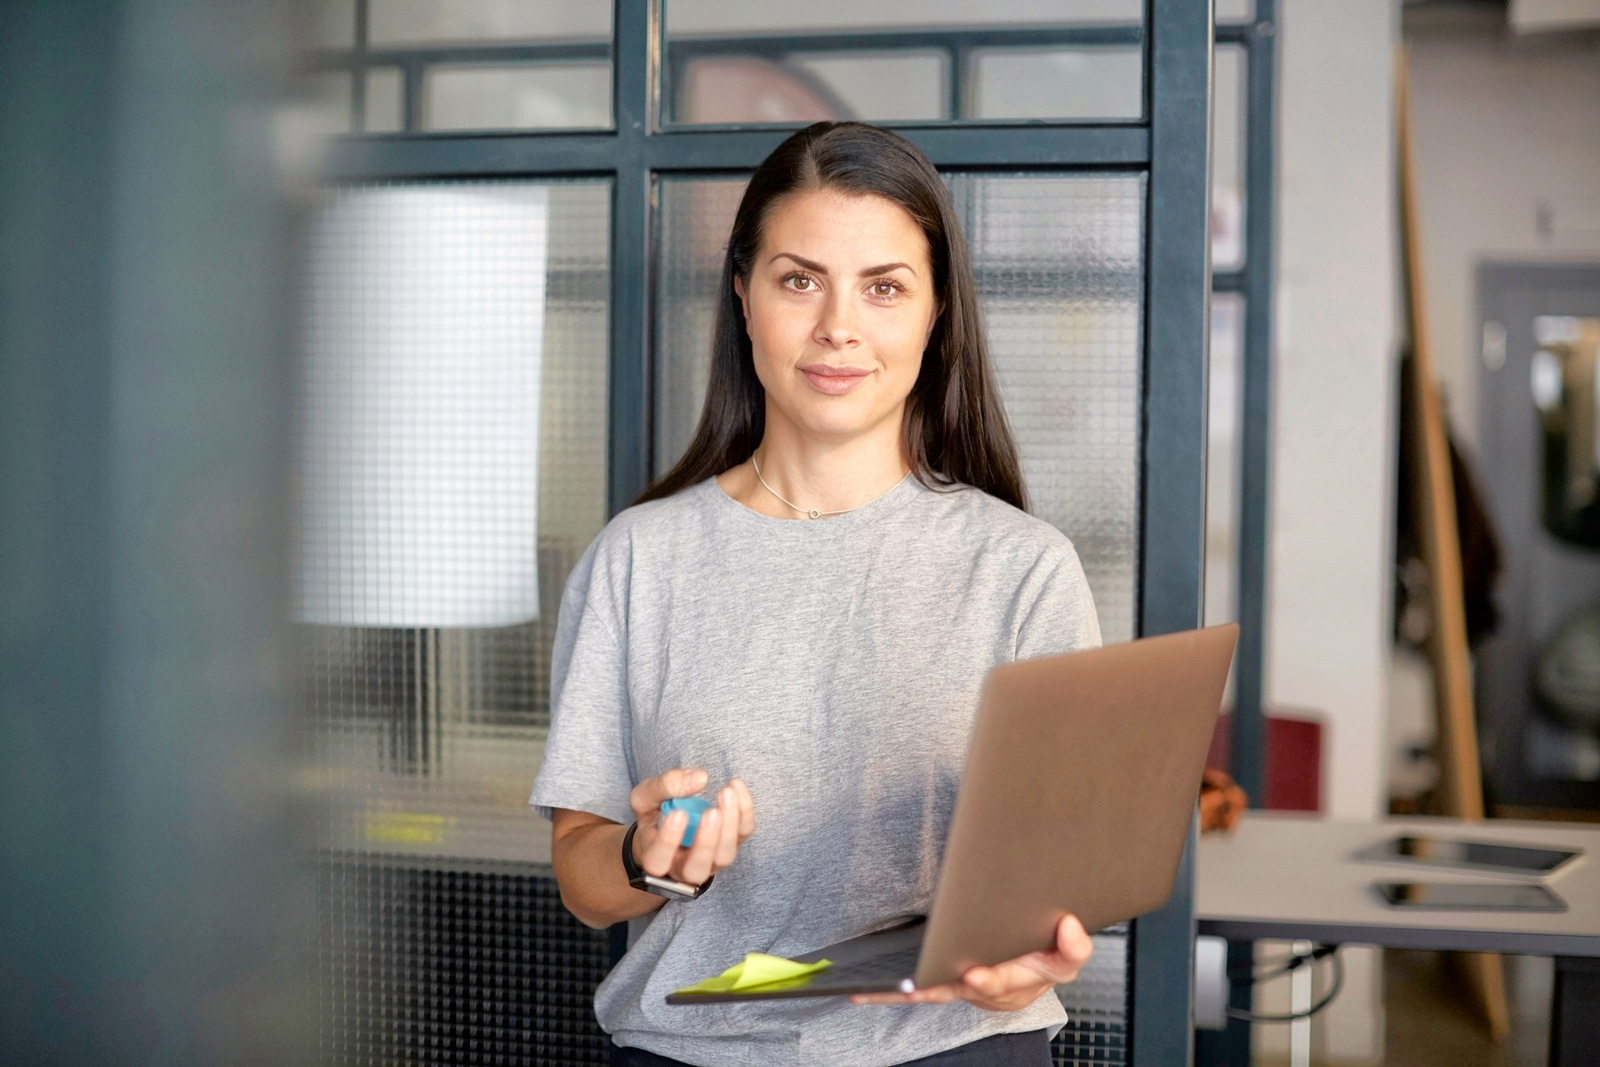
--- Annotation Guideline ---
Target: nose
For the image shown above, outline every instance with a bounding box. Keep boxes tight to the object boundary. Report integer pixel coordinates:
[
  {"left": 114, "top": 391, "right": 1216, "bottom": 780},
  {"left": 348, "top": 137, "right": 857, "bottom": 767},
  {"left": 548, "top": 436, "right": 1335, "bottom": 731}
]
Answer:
[{"left": 813, "top": 287, "right": 860, "bottom": 350}]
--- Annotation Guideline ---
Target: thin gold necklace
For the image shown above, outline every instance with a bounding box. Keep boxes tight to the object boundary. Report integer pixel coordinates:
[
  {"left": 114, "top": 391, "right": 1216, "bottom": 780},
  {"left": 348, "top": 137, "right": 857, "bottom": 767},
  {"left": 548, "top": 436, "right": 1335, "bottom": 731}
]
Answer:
[{"left": 750, "top": 454, "right": 909, "bottom": 520}]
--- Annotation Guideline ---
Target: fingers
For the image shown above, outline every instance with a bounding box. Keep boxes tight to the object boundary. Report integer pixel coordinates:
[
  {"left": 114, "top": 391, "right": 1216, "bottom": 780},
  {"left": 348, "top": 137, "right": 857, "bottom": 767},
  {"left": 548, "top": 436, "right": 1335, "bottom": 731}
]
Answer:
[
  {"left": 881, "top": 918, "right": 1093, "bottom": 1013},
  {"left": 730, "top": 777, "right": 756, "bottom": 839},
  {"left": 677, "top": 805, "right": 722, "bottom": 885},
  {"left": 851, "top": 983, "right": 963, "bottom": 1006},
  {"left": 1055, "top": 914, "right": 1094, "bottom": 972},
  {"left": 630, "top": 771, "right": 755, "bottom": 888},
  {"left": 630, "top": 767, "right": 708, "bottom": 818},
  {"left": 1004, "top": 916, "right": 1093, "bottom": 987},
  {"left": 711, "top": 786, "right": 741, "bottom": 870},
  {"left": 639, "top": 809, "right": 688, "bottom": 877}
]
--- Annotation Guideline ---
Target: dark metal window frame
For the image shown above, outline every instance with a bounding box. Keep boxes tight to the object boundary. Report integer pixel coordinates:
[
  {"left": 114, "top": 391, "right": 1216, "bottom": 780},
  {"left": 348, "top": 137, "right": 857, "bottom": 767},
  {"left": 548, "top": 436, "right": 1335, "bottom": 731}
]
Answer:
[
  {"left": 1212, "top": 0, "right": 1277, "bottom": 826},
  {"left": 1198, "top": 8, "right": 1277, "bottom": 1065},
  {"left": 317, "top": 2, "right": 1246, "bottom": 1063}
]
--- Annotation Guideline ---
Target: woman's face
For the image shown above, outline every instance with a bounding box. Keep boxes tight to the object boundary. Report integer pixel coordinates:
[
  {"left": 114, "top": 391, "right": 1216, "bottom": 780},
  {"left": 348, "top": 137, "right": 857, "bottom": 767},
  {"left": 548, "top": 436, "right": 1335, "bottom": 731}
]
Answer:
[{"left": 734, "top": 188, "right": 939, "bottom": 445}]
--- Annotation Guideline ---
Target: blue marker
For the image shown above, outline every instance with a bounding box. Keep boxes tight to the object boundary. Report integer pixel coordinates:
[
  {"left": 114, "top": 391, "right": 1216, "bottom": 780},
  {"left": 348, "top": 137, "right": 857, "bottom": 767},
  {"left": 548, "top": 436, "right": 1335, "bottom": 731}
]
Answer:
[{"left": 659, "top": 796, "right": 714, "bottom": 847}]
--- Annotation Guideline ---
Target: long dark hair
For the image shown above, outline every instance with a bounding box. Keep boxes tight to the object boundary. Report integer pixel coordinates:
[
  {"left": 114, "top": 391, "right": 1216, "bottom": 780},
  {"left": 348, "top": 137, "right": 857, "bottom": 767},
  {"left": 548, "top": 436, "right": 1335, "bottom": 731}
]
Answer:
[{"left": 638, "top": 121, "right": 1027, "bottom": 511}]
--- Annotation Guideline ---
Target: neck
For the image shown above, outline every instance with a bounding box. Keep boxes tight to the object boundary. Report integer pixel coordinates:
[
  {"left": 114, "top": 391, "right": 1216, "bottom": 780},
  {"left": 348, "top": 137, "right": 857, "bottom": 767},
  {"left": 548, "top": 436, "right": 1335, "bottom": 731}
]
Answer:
[{"left": 726, "top": 404, "right": 911, "bottom": 520}]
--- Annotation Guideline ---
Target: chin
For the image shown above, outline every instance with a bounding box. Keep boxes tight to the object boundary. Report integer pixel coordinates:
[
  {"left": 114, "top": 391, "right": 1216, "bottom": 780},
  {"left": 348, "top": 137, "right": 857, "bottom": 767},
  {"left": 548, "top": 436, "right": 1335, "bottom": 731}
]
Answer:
[{"left": 787, "top": 400, "right": 882, "bottom": 440}]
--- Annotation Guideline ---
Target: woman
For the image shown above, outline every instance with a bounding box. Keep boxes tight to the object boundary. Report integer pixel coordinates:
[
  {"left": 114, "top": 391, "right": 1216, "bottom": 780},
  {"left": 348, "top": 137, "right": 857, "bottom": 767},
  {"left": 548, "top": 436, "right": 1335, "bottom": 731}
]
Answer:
[{"left": 530, "top": 122, "right": 1099, "bottom": 1067}]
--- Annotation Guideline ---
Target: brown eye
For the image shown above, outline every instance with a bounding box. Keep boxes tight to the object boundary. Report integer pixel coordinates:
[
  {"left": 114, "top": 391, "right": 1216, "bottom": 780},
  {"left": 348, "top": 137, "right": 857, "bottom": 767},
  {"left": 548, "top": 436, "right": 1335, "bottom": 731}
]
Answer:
[
  {"left": 873, "top": 282, "right": 896, "bottom": 297},
  {"left": 788, "top": 275, "right": 814, "bottom": 291}
]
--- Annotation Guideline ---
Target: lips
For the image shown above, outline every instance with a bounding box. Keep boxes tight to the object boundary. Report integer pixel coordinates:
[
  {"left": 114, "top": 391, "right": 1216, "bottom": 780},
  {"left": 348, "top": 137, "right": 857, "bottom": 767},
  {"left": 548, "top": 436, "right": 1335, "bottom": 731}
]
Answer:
[{"left": 799, "top": 364, "right": 871, "bottom": 396}]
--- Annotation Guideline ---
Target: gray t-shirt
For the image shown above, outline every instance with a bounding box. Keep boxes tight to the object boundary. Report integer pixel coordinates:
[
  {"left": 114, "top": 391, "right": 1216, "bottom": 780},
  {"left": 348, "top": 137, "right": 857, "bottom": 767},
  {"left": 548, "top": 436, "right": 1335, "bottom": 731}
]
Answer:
[{"left": 529, "top": 475, "right": 1102, "bottom": 1067}]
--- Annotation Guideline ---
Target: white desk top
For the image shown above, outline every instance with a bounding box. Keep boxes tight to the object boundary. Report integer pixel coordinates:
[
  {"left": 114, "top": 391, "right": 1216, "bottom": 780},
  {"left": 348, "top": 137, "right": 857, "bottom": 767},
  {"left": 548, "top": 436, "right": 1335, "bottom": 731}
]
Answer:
[{"left": 1195, "top": 813, "right": 1600, "bottom": 956}]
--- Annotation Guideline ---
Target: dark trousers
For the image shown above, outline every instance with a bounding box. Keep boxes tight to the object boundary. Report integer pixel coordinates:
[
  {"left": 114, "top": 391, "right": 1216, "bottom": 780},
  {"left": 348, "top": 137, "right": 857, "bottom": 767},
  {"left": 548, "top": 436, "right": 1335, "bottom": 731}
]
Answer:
[{"left": 612, "top": 1028, "right": 1052, "bottom": 1067}]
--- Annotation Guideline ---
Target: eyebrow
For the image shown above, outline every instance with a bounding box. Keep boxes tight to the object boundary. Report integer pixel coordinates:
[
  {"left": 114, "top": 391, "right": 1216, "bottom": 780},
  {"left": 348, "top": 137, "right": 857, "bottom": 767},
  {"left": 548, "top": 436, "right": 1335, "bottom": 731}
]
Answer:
[{"left": 769, "top": 252, "right": 918, "bottom": 278}]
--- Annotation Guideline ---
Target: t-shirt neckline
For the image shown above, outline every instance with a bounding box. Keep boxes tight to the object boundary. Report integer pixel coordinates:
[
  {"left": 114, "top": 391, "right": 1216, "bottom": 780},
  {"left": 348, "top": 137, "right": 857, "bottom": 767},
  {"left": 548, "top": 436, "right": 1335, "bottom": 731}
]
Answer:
[{"left": 700, "top": 470, "right": 925, "bottom": 534}]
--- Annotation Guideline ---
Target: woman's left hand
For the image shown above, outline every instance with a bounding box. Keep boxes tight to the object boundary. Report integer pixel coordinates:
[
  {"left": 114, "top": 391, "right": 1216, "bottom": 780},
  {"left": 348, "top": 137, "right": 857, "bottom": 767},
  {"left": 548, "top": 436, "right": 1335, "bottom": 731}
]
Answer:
[{"left": 850, "top": 914, "right": 1094, "bottom": 1012}]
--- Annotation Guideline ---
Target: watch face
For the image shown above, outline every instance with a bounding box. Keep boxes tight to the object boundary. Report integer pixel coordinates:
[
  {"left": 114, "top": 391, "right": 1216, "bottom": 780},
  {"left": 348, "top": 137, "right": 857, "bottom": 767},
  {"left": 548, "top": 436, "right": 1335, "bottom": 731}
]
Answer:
[{"left": 633, "top": 873, "right": 706, "bottom": 900}]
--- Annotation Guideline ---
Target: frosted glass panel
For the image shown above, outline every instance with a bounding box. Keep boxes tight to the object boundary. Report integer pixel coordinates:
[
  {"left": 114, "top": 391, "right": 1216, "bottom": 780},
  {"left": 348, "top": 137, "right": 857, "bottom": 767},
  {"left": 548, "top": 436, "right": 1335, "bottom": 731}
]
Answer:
[
  {"left": 424, "top": 64, "right": 612, "bottom": 131},
  {"left": 369, "top": 0, "right": 610, "bottom": 45},
  {"left": 949, "top": 175, "right": 1144, "bottom": 645},
  {"left": 971, "top": 48, "right": 1143, "bottom": 121},
  {"left": 297, "top": 179, "right": 608, "bottom": 862},
  {"left": 655, "top": 180, "right": 747, "bottom": 470},
  {"left": 363, "top": 67, "right": 404, "bottom": 133},
  {"left": 303, "top": 180, "right": 611, "bottom": 1067},
  {"left": 790, "top": 53, "right": 947, "bottom": 124},
  {"left": 1212, "top": 45, "right": 1247, "bottom": 270},
  {"left": 1207, "top": 294, "right": 1245, "bottom": 630},
  {"left": 1217, "top": 0, "right": 1255, "bottom": 22},
  {"left": 664, "top": 0, "right": 1143, "bottom": 125},
  {"left": 305, "top": 1, "right": 612, "bottom": 132},
  {"left": 305, "top": 70, "right": 353, "bottom": 135},
  {"left": 309, "top": 0, "right": 357, "bottom": 49}
]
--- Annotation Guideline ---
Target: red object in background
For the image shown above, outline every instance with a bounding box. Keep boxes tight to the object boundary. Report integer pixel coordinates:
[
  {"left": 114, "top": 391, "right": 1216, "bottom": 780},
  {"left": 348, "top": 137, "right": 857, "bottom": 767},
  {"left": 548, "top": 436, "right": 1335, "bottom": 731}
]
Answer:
[{"left": 1206, "top": 712, "right": 1324, "bottom": 813}]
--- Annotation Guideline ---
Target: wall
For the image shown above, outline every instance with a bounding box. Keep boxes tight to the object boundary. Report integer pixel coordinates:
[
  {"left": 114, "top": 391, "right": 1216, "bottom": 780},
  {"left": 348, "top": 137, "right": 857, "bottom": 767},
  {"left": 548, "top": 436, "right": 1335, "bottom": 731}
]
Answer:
[
  {"left": 1406, "top": 9, "right": 1600, "bottom": 455},
  {"left": 1257, "top": 1, "right": 1401, "bottom": 1061},
  {"left": 1270, "top": 0, "right": 1399, "bottom": 828}
]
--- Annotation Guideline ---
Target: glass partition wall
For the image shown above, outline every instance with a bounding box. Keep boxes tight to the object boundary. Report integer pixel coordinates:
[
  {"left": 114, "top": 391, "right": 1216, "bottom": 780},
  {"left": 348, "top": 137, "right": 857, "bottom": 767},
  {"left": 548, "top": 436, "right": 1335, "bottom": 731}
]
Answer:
[{"left": 299, "top": 2, "right": 1222, "bottom": 1065}]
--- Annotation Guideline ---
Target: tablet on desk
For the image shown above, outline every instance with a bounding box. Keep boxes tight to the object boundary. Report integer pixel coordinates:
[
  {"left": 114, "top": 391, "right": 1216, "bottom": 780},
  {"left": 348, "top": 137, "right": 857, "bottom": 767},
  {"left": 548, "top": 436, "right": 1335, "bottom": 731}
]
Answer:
[
  {"left": 1374, "top": 881, "right": 1567, "bottom": 912},
  {"left": 1355, "top": 834, "right": 1581, "bottom": 877}
]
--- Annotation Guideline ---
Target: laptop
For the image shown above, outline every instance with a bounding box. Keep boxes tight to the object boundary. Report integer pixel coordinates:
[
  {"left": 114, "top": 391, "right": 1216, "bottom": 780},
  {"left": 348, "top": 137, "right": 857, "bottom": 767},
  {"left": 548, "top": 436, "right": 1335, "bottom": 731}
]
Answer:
[{"left": 666, "top": 624, "right": 1238, "bottom": 1003}]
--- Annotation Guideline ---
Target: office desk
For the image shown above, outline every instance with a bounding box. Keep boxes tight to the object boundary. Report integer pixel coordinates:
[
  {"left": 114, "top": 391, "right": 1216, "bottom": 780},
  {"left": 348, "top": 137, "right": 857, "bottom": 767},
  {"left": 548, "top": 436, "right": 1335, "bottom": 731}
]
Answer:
[{"left": 1196, "top": 814, "right": 1600, "bottom": 1066}]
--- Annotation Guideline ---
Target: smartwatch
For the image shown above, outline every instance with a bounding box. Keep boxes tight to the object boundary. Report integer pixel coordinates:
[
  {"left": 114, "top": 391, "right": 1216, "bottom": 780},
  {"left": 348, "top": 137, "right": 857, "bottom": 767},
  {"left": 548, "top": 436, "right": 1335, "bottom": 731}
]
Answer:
[{"left": 621, "top": 820, "right": 713, "bottom": 900}]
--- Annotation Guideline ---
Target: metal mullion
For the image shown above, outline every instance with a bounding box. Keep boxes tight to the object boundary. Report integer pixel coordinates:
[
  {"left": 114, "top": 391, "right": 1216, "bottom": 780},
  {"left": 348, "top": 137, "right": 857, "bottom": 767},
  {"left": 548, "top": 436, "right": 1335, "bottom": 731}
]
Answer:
[
  {"left": 643, "top": 125, "right": 1150, "bottom": 171},
  {"left": 357, "top": 42, "right": 612, "bottom": 67},
  {"left": 1132, "top": 1, "right": 1213, "bottom": 1066},
  {"left": 947, "top": 44, "right": 965, "bottom": 120},
  {"left": 1196, "top": 16, "right": 1278, "bottom": 1065},
  {"left": 1233, "top": 0, "right": 1277, "bottom": 822},
  {"left": 315, "top": 24, "right": 1150, "bottom": 74},
  {"left": 321, "top": 125, "right": 1151, "bottom": 183},
  {"left": 608, "top": 0, "right": 656, "bottom": 516},
  {"left": 350, "top": 0, "right": 369, "bottom": 132},
  {"left": 665, "top": 25, "right": 1145, "bottom": 56},
  {"left": 323, "top": 132, "right": 1151, "bottom": 183},
  {"left": 321, "top": 133, "right": 622, "bottom": 183},
  {"left": 898, "top": 126, "right": 1150, "bottom": 168},
  {"left": 401, "top": 57, "right": 424, "bottom": 132}
]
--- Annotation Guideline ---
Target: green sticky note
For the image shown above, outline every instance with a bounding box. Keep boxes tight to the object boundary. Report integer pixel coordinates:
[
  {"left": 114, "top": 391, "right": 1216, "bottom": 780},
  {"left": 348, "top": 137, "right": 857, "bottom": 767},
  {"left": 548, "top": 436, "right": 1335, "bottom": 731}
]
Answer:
[{"left": 673, "top": 953, "right": 832, "bottom": 995}]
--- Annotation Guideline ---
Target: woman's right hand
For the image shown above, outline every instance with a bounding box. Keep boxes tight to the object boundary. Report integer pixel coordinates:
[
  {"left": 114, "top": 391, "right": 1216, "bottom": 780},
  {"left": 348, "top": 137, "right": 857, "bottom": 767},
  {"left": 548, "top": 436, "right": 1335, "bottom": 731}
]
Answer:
[{"left": 629, "top": 768, "right": 756, "bottom": 889}]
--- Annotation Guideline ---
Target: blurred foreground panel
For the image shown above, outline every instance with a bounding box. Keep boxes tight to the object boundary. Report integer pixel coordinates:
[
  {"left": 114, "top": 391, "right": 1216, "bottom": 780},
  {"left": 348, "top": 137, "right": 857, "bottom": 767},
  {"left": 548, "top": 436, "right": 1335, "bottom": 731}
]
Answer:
[{"left": 0, "top": 1, "right": 309, "bottom": 1064}]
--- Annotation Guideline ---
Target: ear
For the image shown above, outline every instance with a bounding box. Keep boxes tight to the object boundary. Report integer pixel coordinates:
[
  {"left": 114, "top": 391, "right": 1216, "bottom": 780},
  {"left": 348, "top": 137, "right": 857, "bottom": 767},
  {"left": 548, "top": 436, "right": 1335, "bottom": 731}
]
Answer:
[{"left": 733, "top": 274, "right": 751, "bottom": 326}]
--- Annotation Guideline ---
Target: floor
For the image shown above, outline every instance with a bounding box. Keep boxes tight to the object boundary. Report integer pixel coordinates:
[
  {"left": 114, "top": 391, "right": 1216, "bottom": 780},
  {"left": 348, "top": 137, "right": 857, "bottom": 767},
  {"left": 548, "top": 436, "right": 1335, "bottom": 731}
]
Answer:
[
  {"left": 1381, "top": 950, "right": 1552, "bottom": 1067},
  {"left": 1249, "top": 950, "right": 1553, "bottom": 1067}
]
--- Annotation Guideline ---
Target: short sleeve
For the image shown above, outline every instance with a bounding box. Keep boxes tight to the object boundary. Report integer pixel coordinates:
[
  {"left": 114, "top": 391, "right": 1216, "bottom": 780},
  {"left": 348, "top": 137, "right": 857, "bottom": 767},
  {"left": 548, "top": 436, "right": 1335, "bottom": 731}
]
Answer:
[
  {"left": 1015, "top": 544, "right": 1103, "bottom": 660},
  {"left": 527, "top": 543, "right": 637, "bottom": 824}
]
